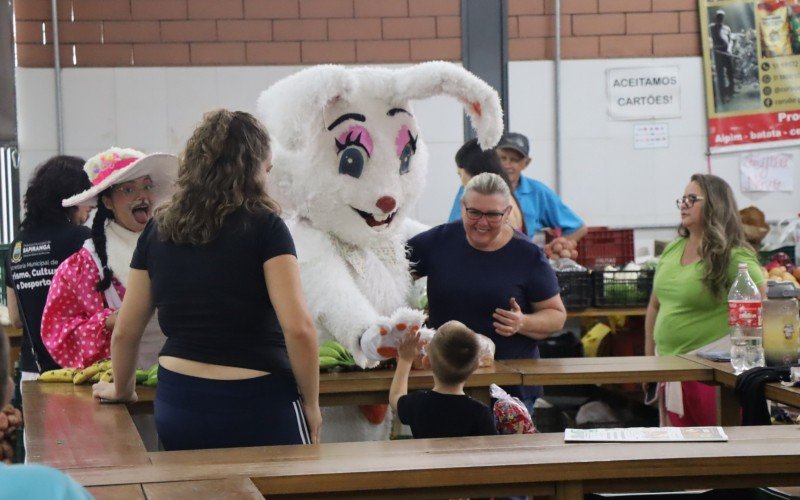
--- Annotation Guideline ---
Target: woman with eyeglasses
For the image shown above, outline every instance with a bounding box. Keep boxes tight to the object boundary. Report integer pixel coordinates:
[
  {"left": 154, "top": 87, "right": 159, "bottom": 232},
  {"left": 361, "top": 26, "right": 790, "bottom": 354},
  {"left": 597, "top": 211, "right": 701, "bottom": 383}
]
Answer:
[
  {"left": 408, "top": 172, "right": 566, "bottom": 411},
  {"left": 41, "top": 148, "right": 178, "bottom": 370},
  {"left": 645, "top": 173, "right": 764, "bottom": 427}
]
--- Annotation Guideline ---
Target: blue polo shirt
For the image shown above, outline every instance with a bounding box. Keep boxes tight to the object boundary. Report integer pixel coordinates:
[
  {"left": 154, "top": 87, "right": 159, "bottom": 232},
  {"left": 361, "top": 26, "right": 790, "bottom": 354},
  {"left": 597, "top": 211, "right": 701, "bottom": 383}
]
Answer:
[{"left": 448, "top": 176, "right": 584, "bottom": 238}]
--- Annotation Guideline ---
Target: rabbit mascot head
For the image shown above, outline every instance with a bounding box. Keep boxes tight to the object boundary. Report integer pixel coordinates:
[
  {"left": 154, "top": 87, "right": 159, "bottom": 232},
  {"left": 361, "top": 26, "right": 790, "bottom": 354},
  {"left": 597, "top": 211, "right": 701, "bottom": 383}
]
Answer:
[{"left": 258, "top": 61, "right": 502, "bottom": 442}]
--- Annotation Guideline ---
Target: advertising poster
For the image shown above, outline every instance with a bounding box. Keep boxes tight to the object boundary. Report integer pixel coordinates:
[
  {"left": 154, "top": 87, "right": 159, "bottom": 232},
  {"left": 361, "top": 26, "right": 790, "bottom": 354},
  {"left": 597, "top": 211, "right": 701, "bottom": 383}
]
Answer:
[{"left": 700, "top": 0, "right": 800, "bottom": 152}]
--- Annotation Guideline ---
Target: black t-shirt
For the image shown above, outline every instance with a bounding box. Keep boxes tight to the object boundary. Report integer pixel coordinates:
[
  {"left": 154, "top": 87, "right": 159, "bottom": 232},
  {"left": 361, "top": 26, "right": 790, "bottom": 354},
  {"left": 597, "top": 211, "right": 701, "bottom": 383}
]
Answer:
[
  {"left": 130, "top": 208, "right": 296, "bottom": 374},
  {"left": 397, "top": 390, "right": 498, "bottom": 439},
  {"left": 4, "top": 223, "right": 90, "bottom": 372}
]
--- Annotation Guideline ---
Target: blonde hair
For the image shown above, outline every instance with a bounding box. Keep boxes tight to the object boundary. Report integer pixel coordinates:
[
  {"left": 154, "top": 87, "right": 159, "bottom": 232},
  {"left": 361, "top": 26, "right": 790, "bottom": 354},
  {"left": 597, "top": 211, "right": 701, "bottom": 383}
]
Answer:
[
  {"left": 155, "top": 109, "right": 279, "bottom": 245},
  {"left": 464, "top": 172, "right": 511, "bottom": 204},
  {"left": 678, "top": 173, "right": 753, "bottom": 298}
]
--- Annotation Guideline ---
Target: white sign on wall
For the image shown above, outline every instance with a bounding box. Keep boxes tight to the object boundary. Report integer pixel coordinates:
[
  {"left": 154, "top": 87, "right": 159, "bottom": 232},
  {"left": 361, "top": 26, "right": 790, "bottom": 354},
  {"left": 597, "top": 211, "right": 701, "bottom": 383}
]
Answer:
[
  {"left": 740, "top": 151, "right": 795, "bottom": 192},
  {"left": 633, "top": 123, "right": 669, "bottom": 149},
  {"left": 606, "top": 66, "right": 681, "bottom": 120}
]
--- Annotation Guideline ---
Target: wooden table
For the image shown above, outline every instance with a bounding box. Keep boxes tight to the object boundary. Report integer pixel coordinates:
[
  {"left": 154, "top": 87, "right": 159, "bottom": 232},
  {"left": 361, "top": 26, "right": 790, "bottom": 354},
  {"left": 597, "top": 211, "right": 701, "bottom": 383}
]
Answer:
[
  {"left": 21, "top": 382, "right": 150, "bottom": 469},
  {"left": 567, "top": 307, "right": 647, "bottom": 318},
  {"left": 681, "top": 354, "right": 800, "bottom": 426},
  {"left": 504, "top": 356, "right": 715, "bottom": 386},
  {"left": 124, "top": 362, "right": 523, "bottom": 412},
  {"left": 66, "top": 426, "right": 800, "bottom": 499},
  {"left": 22, "top": 356, "right": 800, "bottom": 499},
  {"left": 318, "top": 362, "right": 521, "bottom": 406}
]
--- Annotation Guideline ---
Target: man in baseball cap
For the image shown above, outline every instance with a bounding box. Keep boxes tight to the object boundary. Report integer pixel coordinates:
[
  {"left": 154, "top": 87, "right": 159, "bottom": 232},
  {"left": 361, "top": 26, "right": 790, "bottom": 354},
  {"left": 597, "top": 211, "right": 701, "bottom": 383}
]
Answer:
[{"left": 495, "top": 132, "right": 586, "bottom": 241}]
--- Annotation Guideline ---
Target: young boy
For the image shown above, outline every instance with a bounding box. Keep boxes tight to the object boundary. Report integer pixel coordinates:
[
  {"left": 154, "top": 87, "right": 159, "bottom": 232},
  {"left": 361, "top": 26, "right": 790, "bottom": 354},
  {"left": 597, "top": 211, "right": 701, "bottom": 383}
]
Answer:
[{"left": 389, "top": 321, "right": 497, "bottom": 438}]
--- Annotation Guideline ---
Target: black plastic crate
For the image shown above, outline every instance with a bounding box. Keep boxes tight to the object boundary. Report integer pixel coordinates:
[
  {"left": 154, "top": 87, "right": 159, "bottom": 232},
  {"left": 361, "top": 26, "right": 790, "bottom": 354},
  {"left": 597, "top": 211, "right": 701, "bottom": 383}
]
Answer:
[
  {"left": 556, "top": 270, "right": 593, "bottom": 310},
  {"left": 593, "top": 269, "right": 654, "bottom": 308}
]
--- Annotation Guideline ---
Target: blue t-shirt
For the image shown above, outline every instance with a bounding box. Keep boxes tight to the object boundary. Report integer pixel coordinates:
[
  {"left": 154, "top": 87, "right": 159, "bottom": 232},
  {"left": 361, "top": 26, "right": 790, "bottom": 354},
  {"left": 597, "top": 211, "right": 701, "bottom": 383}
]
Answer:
[
  {"left": 407, "top": 222, "right": 560, "bottom": 399},
  {"left": 448, "top": 176, "right": 584, "bottom": 237},
  {"left": 0, "top": 464, "right": 92, "bottom": 500}
]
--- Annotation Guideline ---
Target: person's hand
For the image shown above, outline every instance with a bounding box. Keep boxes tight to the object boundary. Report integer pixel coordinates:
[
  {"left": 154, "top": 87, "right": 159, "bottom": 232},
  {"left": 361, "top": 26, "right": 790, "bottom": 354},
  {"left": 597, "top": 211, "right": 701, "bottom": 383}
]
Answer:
[
  {"left": 92, "top": 381, "right": 137, "bottom": 404},
  {"left": 397, "top": 330, "right": 422, "bottom": 363},
  {"left": 302, "top": 400, "right": 322, "bottom": 444},
  {"left": 493, "top": 297, "right": 524, "bottom": 337},
  {"left": 104, "top": 310, "right": 119, "bottom": 330}
]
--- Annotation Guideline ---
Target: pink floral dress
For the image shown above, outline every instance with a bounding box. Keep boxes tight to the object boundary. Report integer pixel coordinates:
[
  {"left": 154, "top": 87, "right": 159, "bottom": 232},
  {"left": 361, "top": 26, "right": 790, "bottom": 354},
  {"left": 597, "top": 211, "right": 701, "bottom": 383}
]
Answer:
[{"left": 40, "top": 248, "right": 126, "bottom": 369}]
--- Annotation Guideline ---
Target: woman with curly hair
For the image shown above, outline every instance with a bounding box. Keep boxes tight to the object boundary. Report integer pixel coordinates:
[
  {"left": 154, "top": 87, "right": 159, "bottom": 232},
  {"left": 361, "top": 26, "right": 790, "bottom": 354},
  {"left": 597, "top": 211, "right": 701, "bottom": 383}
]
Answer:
[
  {"left": 93, "top": 109, "right": 321, "bottom": 451},
  {"left": 4, "top": 156, "right": 92, "bottom": 379},
  {"left": 41, "top": 148, "right": 178, "bottom": 370},
  {"left": 645, "top": 173, "right": 765, "bottom": 426}
]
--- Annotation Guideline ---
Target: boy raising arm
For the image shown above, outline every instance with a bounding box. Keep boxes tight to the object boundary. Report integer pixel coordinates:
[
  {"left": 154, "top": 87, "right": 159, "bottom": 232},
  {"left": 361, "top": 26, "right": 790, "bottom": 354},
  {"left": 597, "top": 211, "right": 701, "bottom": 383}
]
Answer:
[{"left": 389, "top": 321, "right": 497, "bottom": 439}]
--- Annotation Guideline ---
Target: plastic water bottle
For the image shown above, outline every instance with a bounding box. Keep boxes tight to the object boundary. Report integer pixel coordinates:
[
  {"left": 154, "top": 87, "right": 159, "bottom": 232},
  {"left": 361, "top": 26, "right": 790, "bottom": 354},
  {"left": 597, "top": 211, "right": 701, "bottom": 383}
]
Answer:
[{"left": 729, "top": 263, "right": 765, "bottom": 374}]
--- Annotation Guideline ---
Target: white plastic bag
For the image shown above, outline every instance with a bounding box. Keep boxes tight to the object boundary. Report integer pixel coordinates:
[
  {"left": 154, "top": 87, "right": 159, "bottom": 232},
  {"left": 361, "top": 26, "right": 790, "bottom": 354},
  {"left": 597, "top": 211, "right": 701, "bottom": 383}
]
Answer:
[{"left": 762, "top": 216, "right": 800, "bottom": 251}]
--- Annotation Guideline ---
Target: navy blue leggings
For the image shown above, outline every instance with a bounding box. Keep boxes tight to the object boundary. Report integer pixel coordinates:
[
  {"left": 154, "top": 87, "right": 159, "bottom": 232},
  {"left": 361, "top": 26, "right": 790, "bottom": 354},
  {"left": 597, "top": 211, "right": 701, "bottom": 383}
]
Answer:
[{"left": 154, "top": 366, "right": 310, "bottom": 451}]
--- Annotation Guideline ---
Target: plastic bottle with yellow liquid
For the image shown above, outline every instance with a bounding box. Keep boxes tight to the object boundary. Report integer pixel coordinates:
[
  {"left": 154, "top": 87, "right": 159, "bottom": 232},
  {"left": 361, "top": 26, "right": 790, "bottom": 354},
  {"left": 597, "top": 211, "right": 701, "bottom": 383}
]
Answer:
[{"left": 763, "top": 280, "right": 800, "bottom": 366}]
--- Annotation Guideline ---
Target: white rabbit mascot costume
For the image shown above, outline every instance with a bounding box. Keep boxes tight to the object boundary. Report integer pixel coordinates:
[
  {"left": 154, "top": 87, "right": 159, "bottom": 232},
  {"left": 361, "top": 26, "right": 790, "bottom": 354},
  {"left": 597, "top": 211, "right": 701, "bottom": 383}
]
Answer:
[{"left": 257, "top": 61, "right": 503, "bottom": 442}]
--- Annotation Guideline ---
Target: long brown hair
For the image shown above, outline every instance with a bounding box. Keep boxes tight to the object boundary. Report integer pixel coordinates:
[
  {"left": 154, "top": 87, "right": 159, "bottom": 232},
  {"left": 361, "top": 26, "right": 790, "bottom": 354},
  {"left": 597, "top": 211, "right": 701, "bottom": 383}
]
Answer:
[
  {"left": 678, "top": 173, "right": 752, "bottom": 298},
  {"left": 155, "top": 109, "right": 279, "bottom": 245}
]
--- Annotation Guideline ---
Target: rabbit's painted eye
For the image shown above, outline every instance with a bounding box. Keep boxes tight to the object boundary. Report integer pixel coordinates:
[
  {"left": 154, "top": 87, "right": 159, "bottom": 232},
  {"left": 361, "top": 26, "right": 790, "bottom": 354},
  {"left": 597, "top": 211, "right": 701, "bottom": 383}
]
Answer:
[
  {"left": 399, "top": 142, "right": 413, "bottom": 175},
  {"left": 339, "top": 146, "right": 365, "bottom": 178},
  {"left": 397, "top": 129, "right": 417, "bottom": 175},
  {"left": 336, "top": 130, "right": 371, "bottom": 178}
]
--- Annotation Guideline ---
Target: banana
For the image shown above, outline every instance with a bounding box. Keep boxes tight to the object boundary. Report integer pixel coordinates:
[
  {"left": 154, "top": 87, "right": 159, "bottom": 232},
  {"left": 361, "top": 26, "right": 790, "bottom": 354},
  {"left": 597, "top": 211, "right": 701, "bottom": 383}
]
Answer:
[
  {"left": 72, "top": 364, "right": 102, "bottom": 385},
  {"left": 322, "top": 340, "right": 349, "bottom": 358},
  {"left": 318, "top": 346, "right": 341, "bottom": 359},
  {"left": 39, "top": 368, "right": 77, "bottom": 383},
  {"left": 99, "top": 370, "right": 113, "bottom": 383},
  {"left": 90, "top": 371, "right": 104, "bottom": 383},
  {"left": 135, "top": 369, "right": 149, "bottom": 384},
  {"left": 319, "top": 356, "right": 341, "bottom": 370},
  {"left": 95, "top": 359, "right": 112, "bottom": 372},
  {"left": 143, "top": 373, "right": 158, "bottom": 387}
]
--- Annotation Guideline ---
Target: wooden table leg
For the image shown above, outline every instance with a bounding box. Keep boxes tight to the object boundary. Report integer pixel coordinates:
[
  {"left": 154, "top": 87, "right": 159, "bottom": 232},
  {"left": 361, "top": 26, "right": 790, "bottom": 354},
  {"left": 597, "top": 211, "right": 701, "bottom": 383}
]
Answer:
[
  {"left": 555, "top": 480, "right": 583, "bottom": 500},
  {"left": 718, "top": 385, "right": 740, "bottom": 426}
]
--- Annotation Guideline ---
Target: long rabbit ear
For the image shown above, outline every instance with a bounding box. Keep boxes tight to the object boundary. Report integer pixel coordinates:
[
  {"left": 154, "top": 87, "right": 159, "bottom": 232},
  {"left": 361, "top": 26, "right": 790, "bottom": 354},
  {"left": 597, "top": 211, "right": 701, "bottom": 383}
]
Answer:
[
  {"left": 257, "top": 65, "right": 355, "bottom": 151},
  {"left": 394, "top": 61, "right": 504, "bottom": 150}
]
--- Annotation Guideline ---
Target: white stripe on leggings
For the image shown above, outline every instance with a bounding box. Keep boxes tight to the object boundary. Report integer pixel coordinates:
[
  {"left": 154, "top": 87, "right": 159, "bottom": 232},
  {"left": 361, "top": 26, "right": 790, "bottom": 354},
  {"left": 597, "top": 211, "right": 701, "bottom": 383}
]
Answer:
[{"left": 293, "top": 400, "right": 311, "bottom": 444}]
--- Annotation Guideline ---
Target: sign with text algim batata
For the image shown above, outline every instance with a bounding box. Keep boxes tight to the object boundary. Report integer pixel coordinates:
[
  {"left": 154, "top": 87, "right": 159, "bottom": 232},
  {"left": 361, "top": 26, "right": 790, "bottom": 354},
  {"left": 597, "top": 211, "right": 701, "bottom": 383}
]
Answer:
[{"left": 701, "top": 0, "right": 800, "bottom": 152}]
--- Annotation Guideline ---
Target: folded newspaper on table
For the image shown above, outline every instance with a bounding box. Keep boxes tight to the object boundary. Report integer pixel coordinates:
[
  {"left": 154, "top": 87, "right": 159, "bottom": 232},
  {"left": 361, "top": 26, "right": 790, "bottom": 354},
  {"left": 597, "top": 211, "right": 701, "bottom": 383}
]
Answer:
[{"left": 564, "top": 427, "right": 728, "bottom": 442}]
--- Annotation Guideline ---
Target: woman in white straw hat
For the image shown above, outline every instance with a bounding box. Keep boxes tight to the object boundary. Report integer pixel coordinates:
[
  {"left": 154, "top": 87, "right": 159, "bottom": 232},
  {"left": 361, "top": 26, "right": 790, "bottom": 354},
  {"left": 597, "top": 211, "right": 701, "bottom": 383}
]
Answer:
[{"left": 41, "top": 148, "right": 178, "bottom": 370}]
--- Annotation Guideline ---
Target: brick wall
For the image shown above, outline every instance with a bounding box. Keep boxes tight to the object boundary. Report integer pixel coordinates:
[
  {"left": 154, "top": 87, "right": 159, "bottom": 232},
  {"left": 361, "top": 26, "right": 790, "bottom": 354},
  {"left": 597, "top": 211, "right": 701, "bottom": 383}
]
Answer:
[{"left": 13, "top": 0, "right": 701, "bottom": 67}]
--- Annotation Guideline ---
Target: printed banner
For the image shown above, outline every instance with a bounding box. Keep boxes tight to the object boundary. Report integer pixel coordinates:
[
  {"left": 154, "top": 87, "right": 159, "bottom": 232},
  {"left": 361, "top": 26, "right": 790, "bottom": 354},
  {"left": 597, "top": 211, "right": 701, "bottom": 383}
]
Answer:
[{"left": 700, "top": 0, "right": 800, "bottom": 152}]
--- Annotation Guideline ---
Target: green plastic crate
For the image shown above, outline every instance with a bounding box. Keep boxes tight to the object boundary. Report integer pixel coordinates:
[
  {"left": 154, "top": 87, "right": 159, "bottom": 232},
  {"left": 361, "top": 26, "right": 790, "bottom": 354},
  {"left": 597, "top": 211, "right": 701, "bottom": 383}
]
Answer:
[{"left": 759, "top": 245, "right": 795, "bottom": 266}]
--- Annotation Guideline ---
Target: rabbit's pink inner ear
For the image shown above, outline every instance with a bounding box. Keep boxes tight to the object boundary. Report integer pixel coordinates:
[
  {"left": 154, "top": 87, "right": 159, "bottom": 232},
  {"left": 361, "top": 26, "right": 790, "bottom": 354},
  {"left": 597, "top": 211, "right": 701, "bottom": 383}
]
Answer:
[{"left": 471, "top": 101, "right": 482, "bottom": 117}]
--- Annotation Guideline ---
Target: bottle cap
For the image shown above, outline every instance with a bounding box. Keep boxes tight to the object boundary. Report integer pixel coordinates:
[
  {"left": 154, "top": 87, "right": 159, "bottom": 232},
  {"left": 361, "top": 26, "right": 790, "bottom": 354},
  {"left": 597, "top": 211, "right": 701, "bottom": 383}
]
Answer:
[{"left": 766, "top": 280, "right": 799, "bottom": 299}]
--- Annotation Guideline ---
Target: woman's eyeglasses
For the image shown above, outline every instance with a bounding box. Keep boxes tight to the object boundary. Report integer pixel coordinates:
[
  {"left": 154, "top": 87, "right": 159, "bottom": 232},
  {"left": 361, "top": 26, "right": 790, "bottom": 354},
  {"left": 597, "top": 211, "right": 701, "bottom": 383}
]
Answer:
[
  {"left": 676, "top": 194, "right": 704, "bottom": 209},
  {"left": 462, "top": 204, "right": 510, "bottom": 223}
]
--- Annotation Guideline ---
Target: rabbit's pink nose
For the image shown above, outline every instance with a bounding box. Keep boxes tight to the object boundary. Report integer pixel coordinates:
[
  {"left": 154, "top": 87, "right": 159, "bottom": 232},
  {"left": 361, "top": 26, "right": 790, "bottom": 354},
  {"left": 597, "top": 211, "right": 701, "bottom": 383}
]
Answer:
[{"left": 376, "top": 196, "right": 396, "bottom": 213}]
